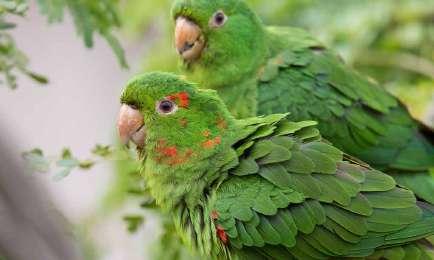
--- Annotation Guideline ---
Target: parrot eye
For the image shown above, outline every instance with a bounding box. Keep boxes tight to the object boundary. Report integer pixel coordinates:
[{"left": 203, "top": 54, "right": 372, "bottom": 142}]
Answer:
[
  {"left": 210, "top": 10, "right": 227, "bottom": 28},
  {"left": 156, "top": 99, "right": 178, "bottom": 115}
]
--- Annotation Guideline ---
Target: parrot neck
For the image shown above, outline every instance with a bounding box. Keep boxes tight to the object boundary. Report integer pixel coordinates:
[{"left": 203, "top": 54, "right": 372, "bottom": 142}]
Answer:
[
  {"left": 143, "top": 112, "right": 238, "bottom": 210},
  {"left": 213, "top": 76, "right": 258, "bottom": 118},
  {"left": 182, "top": 22, "right": 269, "bottom": 95},
  {"left": 143, "top": 140, "right": 235, "bottom": 256},
  {"left": 185, "top": 29, "right": 288, "bottom": 119},
  {"left": 144, "top": 145, "right": 232, "bottom": 208}
]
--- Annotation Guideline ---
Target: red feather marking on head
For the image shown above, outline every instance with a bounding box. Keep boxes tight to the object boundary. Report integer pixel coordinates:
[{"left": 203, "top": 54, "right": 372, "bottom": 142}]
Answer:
[
  {"left": 202, "top": 136, "right": 222, "bottom": 149},
  {"left": 163, "top": 146, "right": 178, "bottom": 157},
  {"left": 167, "top": 92, "right": 190, "bottom": 108},
  {"left": 202, "top": 139, "right": 215, "bottom": 149},
  {"left": 177, "top": 92, "right": 190, "bottom": 108},
  {"left": 216, "top": 225, "right": 228, "bottom": 244}
]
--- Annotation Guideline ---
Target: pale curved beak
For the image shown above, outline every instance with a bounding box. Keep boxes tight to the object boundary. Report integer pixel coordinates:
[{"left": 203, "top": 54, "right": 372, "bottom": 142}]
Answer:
[
  {"left": 117, "top": 104, "right": 146, "bottom": 148},
  {"left": 175, "top": 17, "right": 205, "bottom": 61}
]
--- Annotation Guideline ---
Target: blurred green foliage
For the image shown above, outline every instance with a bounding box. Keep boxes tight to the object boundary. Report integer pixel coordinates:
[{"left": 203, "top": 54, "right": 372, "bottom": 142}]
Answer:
[
  {"left": 0, "top": 0, "right": 48, "bottom": 89},
  {"left": 16, "top": 1, "right": 434, "bottom": 258},
  {"left": 119, "top": 0, "right": 434, "bottom": 125},
  {"left": 0, "top": 0, "right": 126, "bottom": 89},
  {"left": 37, "top": 0, "right": 128, "bottom": 68}
]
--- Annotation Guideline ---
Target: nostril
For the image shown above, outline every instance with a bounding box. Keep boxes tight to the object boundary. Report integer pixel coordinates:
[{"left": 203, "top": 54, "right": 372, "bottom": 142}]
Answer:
[{"left": 179, "top": 42, "right": 195, "bottom": 54}]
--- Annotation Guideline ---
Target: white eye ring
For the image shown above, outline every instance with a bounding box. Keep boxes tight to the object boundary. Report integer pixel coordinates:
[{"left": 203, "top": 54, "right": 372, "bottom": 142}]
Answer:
[
  {"left": 156, "top": 99, "right": 178, "bottom": 115},
  {"left": 209, "top": 10, "right": 227, "bottom": 28}
]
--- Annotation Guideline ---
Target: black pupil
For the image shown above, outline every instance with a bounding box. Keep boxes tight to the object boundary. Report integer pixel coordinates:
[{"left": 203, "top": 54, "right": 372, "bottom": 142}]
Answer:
[
  {"left": 160, "top": 100, "right": 173, "bottom": 113},
  {"left": 215, "top": 13, "right": 225, "bottom": 24}
]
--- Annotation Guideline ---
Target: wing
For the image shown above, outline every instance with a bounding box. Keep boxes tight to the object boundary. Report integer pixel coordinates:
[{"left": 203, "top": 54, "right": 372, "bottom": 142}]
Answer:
[
  {"left": 213, "top": 115, "right": 434, "bottom": 259},
  {"left": 257, "top": 26, "right": 434, "bottom": 203}
]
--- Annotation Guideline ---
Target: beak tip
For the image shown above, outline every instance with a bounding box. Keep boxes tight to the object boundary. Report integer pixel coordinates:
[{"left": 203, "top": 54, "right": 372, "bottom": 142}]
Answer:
[
  {"left": 117, "top": 104, "right": 145, "bottom": 148},
  {"left": 175, "top": 16, "right": 204, "bottom": 61}
]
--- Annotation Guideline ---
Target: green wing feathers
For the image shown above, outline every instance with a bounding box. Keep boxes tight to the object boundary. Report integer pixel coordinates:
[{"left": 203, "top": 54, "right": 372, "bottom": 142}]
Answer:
[
  {"left": 214, "top": 115, "right": 434, "bottom": 259},
  {"left": 257, "top": 27, "right": 434, "bottom": 203}
]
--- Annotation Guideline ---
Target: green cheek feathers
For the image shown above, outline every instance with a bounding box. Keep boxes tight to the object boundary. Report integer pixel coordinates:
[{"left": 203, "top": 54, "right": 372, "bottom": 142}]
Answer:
[
  {"left": 180, "top": 118, "right": 189, "bottom": 127},
  {"left": 216, "top": 117, "right": 228, "bottom": 130},
  {"left": 203, "top": 130, "right": 210, "bottom": 138}
]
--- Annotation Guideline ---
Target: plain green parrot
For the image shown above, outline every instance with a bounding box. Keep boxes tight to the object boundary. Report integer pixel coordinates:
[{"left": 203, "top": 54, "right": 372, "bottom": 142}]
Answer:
[
  {"left": 117, "top": 72, "right": 434, "bottom": 259},
  {"left": 171, "top": 0, "right": 434, "bottom": 204}
]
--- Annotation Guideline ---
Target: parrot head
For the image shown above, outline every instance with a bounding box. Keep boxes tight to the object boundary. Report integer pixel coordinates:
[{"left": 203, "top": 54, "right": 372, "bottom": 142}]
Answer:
[
  {"left": 118, "top": 72, "right": 234, "bottom": 165},
  {"left": 171, "top": 0, "right": 268, "bottom": 87}
]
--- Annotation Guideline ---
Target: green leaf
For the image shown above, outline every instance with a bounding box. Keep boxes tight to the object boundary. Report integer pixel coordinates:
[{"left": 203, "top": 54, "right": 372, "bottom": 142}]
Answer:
[
  {"left": 123, "top": 215, "right": 144, "bottom": 233},
  {"left": 35, "top": 0, "right": 128, "bottom": 68},
  {"left": 26, "top": 71, "right": 48, "bottom": 84},
  {"left": 61, "top": 148, "right": 73, "bottom": 159},
  {"left": 57, "top": 158, "right": 79, "bottom": 168},
  {"left": 53, "top": 167, "right": 73, "bottom": 181},
  {"left": 92, "top": 144, "right": 112, "bottom": 157},
  {"left": 79, "top": 160, "right": 95, "bottom": 169},
  {"left": 103, "top": 32, "right": 129, "bottom": 69},
  {"left": 140, "top": 197, "right": 157, "bottom": 209},
  {"left": 22, "top": 148, "right": 50, "bottom": 173}
]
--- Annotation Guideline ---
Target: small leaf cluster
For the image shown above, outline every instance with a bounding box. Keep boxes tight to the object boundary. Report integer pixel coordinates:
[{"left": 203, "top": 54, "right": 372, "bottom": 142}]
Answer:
[
  {"left": 22, "top": 144, "right": 134, "bottom": 181},
  {"left": 22, "top": 143, "right": 156, "bottom": 234},
  {"left": 0, "top": 0, "right": 48, "bottom": 89},
  {"left": 122, "top": 169, "right": 158, "bottom": 234},
  {"left": 37, "top": 0, "right": 128, "bottom": 68}
]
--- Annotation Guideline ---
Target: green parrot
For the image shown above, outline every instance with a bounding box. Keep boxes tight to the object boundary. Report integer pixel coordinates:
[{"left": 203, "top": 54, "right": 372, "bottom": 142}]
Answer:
[
  {"left": 117, "top": 72, "right": 434, "bottom": 259},
  {"left": 171, "top": 0, "right": 434, "bottom": 204}
]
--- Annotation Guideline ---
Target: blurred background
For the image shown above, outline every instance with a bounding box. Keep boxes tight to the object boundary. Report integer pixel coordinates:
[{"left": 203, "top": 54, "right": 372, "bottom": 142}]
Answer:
[{"left": 0, "top": 0, "right": 432, "bottom": 259}]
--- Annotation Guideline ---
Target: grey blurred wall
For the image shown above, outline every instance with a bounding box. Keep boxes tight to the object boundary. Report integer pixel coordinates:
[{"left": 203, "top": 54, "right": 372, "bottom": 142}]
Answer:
[{"left": 0, "top": 2, "right": 159, "bottom": 260}]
